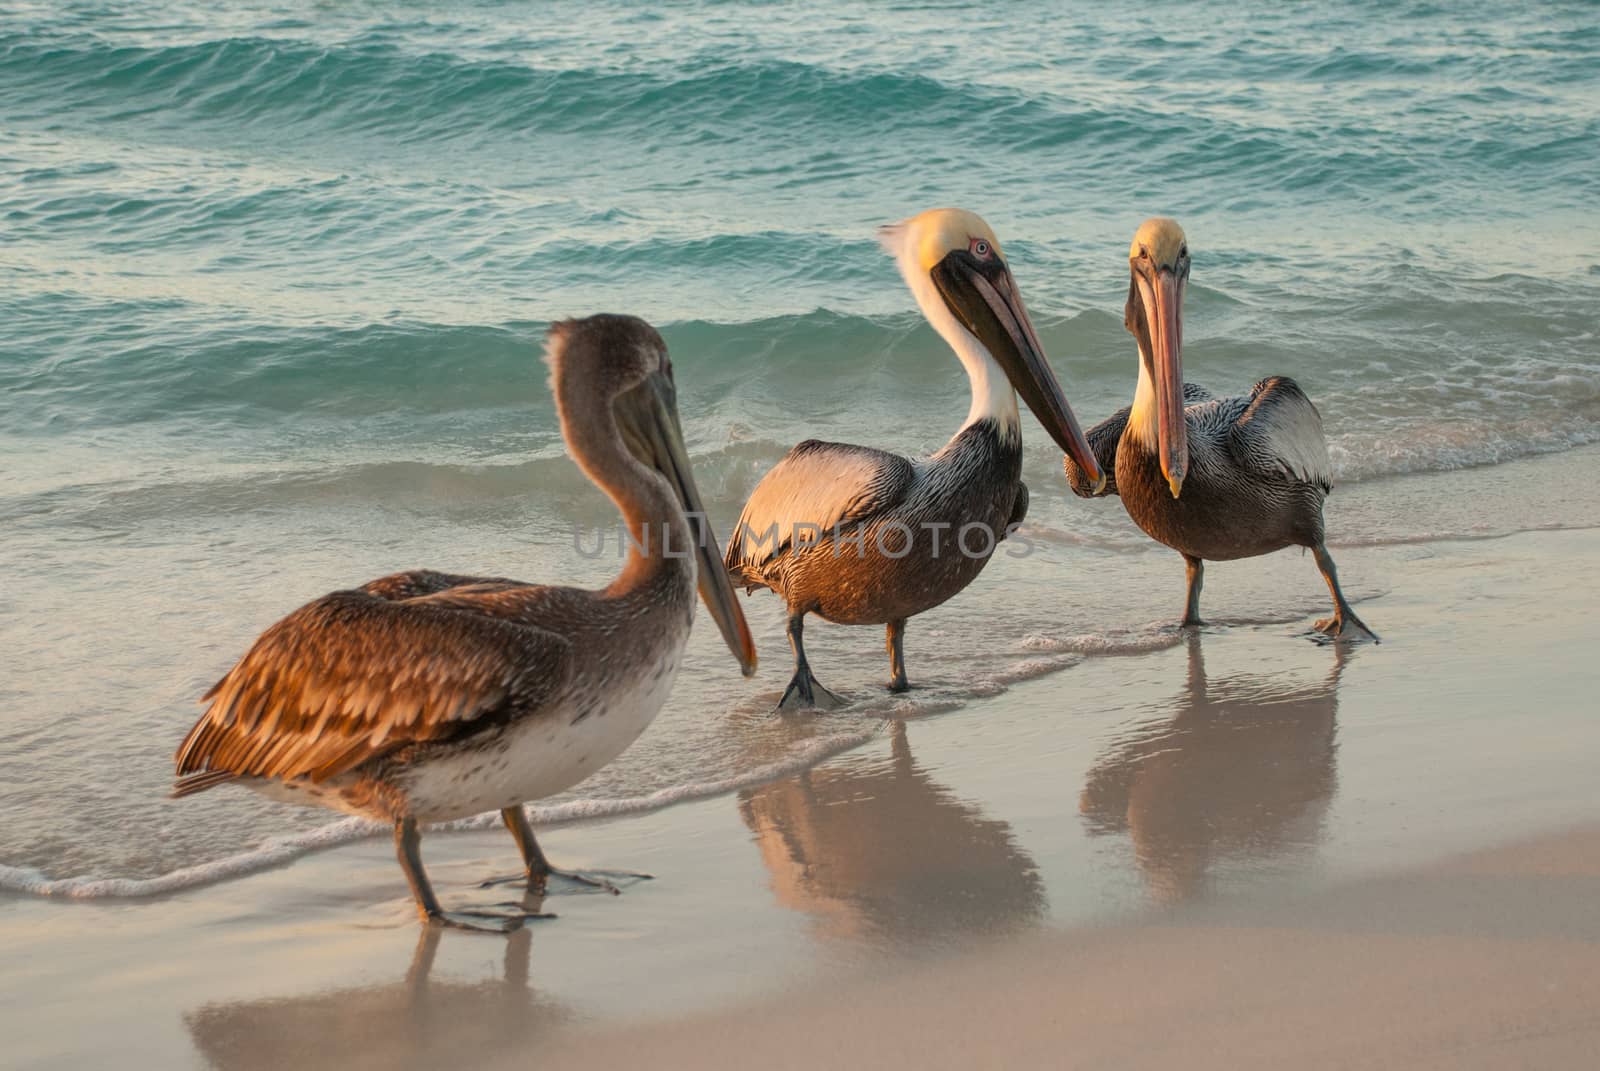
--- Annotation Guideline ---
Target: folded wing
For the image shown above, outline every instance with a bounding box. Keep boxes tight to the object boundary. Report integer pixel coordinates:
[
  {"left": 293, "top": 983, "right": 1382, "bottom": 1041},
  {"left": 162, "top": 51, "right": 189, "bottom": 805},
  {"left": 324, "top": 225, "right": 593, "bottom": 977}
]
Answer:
[
  {"left": 1226, "top": 376, "right": 1331, "bottom": 492},
  {"left": 725, "top": 440, "right": 915, "bottom": 584},
  {"left": 173, "top": 587, "right": 571, "bottom": 793}
]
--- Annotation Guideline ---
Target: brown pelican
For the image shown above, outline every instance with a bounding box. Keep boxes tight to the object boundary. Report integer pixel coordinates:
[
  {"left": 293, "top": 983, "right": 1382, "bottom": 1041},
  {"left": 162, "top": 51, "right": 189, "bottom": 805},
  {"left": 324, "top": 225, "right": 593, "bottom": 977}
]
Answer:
[
  {"left": 173, "top": 314, "right": 757, "bottom": 931},
  {"left": 726, "top": 208, "right": 1104, "bottom": 708},
  {"left": 1063, "top": 218, "right": 1377, "bottom": 640}
]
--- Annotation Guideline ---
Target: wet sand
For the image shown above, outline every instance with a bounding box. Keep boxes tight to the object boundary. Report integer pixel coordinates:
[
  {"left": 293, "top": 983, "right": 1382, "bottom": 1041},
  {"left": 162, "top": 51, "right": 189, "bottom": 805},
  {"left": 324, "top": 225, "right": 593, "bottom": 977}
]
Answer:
[
  {"left": 5, "top": 523, "right": 1599, "bottom": 1069},
  {"left": 528, "top": 825, "right": 1600, "bottom": 1070}
]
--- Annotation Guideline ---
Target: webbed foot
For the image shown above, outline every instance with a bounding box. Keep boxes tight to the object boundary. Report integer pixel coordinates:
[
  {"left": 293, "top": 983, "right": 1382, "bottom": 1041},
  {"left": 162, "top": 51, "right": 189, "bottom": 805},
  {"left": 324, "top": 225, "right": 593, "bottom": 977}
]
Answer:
[
  {"left": 778, "top": 668, "right": 847, "bottom": 711},
  {"left": 1311, "top": 545, "right": 1379, "bottom": 644},
  {"left": 426, "top": 907, "right": 552, "bottom": 933},
  {"left": 479, "top": 867, "right": 651, "bottom": 895},
  {"left": 1315, "top": 612, "right": 1380, "bottom": 643}
]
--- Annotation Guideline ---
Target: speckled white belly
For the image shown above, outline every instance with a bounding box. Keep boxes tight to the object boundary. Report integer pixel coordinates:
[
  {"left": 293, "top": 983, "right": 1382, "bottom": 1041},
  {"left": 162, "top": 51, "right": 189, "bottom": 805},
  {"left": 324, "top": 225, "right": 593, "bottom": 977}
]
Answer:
[{"left": 397, "top": 632, "right": 688, "bottom": 822}]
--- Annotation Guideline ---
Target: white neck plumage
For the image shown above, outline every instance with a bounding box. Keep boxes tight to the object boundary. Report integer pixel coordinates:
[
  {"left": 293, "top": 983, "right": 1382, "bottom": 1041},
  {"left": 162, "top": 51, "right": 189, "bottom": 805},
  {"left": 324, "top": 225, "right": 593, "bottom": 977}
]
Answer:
[
  {"left": 893, "top": 248, "right": 1021, "bottom": 440},
  {"left": 1127, "top": 347, "right": 1159, "bottom": 449}
]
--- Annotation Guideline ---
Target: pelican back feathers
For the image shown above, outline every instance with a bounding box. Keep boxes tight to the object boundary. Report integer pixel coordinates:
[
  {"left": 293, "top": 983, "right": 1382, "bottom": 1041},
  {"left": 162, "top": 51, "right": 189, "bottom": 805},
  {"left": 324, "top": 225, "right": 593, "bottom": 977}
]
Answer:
[
  {"left": 725, "top": 439, "right": 915, "bottom": 588},
  {"left": 1227, "top": 376, "right": 1331, "bottom": 491},
  {"left": 174, "top": 584, "right": 572, "bottom": 794}
]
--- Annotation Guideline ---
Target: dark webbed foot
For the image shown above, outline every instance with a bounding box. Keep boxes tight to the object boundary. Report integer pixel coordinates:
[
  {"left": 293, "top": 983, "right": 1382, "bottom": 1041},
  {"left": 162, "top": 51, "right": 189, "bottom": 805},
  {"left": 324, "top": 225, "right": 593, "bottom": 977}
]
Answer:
[
  {"left": 779, "top": 611, "right": 847, "bottom": 711},
  {"left": 548, "top": 867, "right": 652, "bottom": 894},
  {"left": 1311, "top": 544, "right": 1380, "bottom": 643},
  {"left": 1314, "top": 611, "right": 1380, "bottom": 643},
  {"left": 426, "top": 906, "right": 554, "bottom": 933},
  {"left": 399, "top": 817, "right": 556, "bottom": 935},
  {"left": 479, "top": 867, "right": 652, "bottom": 895},
  {"left": 488, "top": 806, "right": 652, "bottom": 901},
  {"left": 778, "top": 668, "right": 847, "bottom": 711}
]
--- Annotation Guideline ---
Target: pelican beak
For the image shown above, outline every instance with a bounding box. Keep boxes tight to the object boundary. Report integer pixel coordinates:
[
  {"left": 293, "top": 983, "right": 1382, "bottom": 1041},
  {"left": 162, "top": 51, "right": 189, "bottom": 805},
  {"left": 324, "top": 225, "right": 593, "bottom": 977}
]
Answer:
[
  {"left": 934, "top": 252, "right": 1104, "bottom": 493},
  {"left": 638, "top": 374, "right": 758, "bottom": 677},
  {"left": 1135, "top": 267, "right": 1187, "bottom": 497}
]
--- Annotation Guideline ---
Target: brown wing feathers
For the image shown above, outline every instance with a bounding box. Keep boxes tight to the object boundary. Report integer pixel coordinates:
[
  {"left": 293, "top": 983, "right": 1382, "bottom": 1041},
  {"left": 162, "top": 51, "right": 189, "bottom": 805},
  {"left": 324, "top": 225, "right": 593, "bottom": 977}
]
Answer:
[
  {"left": 173, "top": 589, "right": 571, "bottom": 794},
  {"left": 357, "top": 569, "right": 520, "bottom": 601}
]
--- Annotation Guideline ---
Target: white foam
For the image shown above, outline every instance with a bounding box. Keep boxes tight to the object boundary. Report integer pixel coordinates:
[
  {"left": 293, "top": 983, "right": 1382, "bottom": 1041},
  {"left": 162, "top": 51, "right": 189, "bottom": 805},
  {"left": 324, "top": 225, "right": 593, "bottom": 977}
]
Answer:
[
  {"left": 1020, "top": 626, "right": 1183, "bottom": 657},
  {"left": 0, "top": 818, "right": 376, "bottom": 899},
  {"left": 1327, "top": 415, "right": 1600, "bottom": 483},
  {"left": 0, "top": 609, "right": 1396, "bottom": 901}
]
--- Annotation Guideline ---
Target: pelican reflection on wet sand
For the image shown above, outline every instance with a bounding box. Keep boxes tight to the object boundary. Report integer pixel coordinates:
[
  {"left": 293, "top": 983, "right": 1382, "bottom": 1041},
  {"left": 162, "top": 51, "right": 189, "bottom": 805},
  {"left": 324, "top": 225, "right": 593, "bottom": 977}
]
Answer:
[
  {"left": 1079, "top": 633, "right": 1345, "bottom": 903},
  {"left": 172, "top": 314, "right": 757, "bottom": 932},
  {"left": 185, "top": 928, "right": 565, "bottom": 1070},
  {"left": 738, "top": 721, "right": 1045, "bottom": 944},
  {"left": 1063, "top": 218, "right": 1377, "bottom": 641},
  {"left": 727, "top": 208, "right": 1104, "bottom": 709}
]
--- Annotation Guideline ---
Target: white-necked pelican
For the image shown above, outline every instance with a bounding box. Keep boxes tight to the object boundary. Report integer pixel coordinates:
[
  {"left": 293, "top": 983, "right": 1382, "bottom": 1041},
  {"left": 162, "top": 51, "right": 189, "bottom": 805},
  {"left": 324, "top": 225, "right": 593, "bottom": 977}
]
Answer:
[
  {"left": 1062, "top": 218, "right": 1377, "bottom": 640},
  {"left": 726, "top": 208, "right": 1104, "bottom": 708},
  {"left": 174, "top": 314, "right": 757, "bottom": 931}
]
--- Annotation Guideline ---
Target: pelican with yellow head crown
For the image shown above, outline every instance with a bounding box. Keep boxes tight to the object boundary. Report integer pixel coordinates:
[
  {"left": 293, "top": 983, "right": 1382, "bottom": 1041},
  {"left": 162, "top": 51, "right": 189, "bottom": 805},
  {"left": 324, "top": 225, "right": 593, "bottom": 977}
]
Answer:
[
  {"left": 727, "top": 208, "right": 1104, "bottom": 708},
  {"left": 1063, "top": 218, "right": 1377, "bottom": 640}
]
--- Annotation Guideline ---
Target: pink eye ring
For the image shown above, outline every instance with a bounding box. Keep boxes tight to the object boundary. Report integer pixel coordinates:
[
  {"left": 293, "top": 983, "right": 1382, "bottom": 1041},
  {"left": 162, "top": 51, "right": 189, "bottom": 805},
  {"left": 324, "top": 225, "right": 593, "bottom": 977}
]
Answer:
[{"left": 970, "top": 238, "right": 992, "bottom": 258}]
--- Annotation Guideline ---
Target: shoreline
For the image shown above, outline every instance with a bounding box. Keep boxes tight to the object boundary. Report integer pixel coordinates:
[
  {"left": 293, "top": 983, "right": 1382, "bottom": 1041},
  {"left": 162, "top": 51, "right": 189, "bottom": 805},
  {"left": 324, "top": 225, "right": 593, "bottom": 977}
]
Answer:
[
  {"left": 7, "top": 442, "right": 1599, "bottom": 901},
  {"left": 10, "top": 433, "right": 1600, "bottom": 901},
  {"left": 6, "top": 4, "right": 1598, "bottom": 1067},
  {"left": 5, "top": 521, "right": 1599, "bottom": 1068}
]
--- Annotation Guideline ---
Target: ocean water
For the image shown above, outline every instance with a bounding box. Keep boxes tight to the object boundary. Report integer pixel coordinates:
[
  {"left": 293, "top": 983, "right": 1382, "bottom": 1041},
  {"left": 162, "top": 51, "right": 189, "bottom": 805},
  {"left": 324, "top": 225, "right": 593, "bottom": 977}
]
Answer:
[{"left": 2, "top": 1, "right": 1598, "bottom": 894}]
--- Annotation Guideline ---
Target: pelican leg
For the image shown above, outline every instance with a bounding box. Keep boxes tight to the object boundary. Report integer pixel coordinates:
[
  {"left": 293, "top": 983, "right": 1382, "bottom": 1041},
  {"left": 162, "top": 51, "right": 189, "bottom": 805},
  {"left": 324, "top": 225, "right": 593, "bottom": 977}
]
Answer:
[
  {"left": 885, "top": 618, "right": 909, "bottom": 693},
  {"left": 1181, "top": 555, "right": 1206, "bottom": 627},
  {"left": 479, "top": 806, "right": 649, "bottom": 895},
  {"left": 778, "top": 612, "right": 845, "bottom": 711},
  {"left": 395, "top": 817, "right": 544, "bottom": 933},
  {"left": 1311, "top": 544, "right": 1379, "bottom": 642},
  {"left": 503, "top": 803, "right": 551, "bottom": 879}
]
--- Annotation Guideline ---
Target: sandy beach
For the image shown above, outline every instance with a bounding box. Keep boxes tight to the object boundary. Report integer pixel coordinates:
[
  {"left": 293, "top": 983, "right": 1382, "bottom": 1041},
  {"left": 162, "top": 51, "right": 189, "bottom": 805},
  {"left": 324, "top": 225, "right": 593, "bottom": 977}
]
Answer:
[
  {"left": 5, "top": 2, "right": 1599, "bottom": 1067},
  {"left": 7, "top": 473, "right": 1598, "bottom": 1069}
]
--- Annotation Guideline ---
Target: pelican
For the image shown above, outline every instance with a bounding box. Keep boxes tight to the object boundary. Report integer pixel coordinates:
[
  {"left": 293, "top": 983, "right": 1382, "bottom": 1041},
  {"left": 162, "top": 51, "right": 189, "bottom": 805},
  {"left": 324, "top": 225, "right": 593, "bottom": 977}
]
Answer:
[
  {"left": 173, "top": 314, "right": 757, "bottom": 931},
  {"left": 1062, "top": 218, "right": 1376, "bottom": 640},
  {"left": 726, "top": 208, "right": 1104, "bottom": 708}
]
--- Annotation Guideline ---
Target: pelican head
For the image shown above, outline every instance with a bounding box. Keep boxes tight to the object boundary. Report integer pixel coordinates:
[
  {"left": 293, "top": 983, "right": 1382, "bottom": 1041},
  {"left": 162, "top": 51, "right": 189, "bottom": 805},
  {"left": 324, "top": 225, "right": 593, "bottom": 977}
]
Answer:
[
  {"left": 1125, "top": 217, "right": 1191, "bottom": 498},
  {"left": 546, "top": 314, "right": 757, "bottom": 676},
  {"left": 879, "top": 208, "right": 1103, "bottom": 491}
]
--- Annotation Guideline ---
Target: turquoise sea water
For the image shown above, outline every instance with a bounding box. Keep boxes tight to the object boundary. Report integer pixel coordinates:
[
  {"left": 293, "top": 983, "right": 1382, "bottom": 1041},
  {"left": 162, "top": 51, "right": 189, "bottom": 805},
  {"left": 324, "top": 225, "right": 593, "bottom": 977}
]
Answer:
[{"left": 2, "top": 1, "right": 1598, "bottom": 889}]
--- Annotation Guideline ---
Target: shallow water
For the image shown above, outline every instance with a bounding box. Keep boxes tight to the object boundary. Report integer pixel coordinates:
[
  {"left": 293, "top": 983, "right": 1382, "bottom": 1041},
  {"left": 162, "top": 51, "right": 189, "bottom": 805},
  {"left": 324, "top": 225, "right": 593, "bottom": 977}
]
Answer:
[{"left": 2, "top": 1, "right": 1598, "bottom": 890}]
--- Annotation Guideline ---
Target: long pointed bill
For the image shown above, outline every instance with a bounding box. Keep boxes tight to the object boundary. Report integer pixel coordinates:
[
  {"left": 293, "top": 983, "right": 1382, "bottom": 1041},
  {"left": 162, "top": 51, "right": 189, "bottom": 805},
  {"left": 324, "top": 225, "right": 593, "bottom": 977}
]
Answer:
[
  {"left": 643, "top": 379, "right": 758, "bottom": 677},
  {"left": 1138, "top": 269, "right": 1187, "bottom": 497},
  {"left": 938, "top": 258, "right": 1105, "bottom": 493}
]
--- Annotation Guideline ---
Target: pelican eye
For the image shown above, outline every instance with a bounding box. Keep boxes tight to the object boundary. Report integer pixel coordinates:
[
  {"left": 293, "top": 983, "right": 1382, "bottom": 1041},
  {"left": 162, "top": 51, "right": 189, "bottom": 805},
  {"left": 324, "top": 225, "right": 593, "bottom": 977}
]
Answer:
[{"left": 970, "top": 237, "right": 992, "bottom": 259}]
